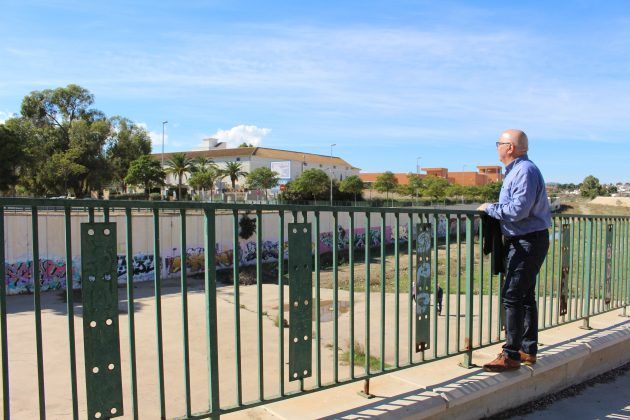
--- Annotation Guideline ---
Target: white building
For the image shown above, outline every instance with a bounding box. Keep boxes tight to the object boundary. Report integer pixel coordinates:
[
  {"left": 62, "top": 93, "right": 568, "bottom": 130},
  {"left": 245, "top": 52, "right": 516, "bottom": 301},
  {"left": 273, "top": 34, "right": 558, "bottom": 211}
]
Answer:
[{"left": 156, "top": 142, "right": 359, "bottom": 191}]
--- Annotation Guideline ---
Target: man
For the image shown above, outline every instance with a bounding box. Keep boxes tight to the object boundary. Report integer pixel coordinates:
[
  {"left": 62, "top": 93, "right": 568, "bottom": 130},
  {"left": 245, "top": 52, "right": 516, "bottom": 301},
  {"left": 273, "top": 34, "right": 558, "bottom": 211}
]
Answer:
[{"left": 478, "top": 129, "right": 551, "bottom": 372}]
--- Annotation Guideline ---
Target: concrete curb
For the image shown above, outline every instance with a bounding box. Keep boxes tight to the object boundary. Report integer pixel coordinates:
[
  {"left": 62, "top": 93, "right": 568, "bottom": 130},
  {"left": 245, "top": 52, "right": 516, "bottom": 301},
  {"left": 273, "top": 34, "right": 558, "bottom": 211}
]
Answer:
[{"left": 257, "top": 317, "right": 629, "bottom": 419}]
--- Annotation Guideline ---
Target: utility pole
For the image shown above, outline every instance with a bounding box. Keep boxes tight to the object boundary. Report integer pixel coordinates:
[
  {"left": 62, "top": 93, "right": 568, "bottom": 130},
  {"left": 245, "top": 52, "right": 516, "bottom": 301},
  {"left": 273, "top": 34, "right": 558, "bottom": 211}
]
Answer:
[
  {"left": 330, "top": 144, "right": 336, "bottom": 205},
  {"left": 162, "top": 120, "right": 168, "bottom": 198}
]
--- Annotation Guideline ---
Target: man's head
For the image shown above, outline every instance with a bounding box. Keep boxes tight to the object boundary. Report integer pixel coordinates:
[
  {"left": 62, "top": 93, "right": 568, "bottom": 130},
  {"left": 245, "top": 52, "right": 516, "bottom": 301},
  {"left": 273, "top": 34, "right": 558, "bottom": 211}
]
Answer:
[{"left": 496, "top": 129, "right": 528, "bottom": 165}]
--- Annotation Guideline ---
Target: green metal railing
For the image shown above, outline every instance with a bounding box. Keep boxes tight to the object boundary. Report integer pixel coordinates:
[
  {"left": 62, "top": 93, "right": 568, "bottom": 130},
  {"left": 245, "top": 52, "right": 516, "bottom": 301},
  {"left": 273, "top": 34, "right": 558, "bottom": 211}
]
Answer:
[{"left": 0, "top": 198, "right": 628, "bottom": 419}]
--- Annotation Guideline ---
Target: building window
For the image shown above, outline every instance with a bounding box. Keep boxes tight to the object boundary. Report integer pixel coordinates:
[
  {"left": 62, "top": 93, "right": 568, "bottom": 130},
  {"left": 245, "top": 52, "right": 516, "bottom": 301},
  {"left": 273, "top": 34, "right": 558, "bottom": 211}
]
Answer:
[
  {"left": 236, "top": 157, "right": 241, "bottom": 161},
  {"left": 304, "top": 163, "right": 308, "bottom": 166},
  {"left": 319, "top": 164, "right": 322, "bottom": 168}
]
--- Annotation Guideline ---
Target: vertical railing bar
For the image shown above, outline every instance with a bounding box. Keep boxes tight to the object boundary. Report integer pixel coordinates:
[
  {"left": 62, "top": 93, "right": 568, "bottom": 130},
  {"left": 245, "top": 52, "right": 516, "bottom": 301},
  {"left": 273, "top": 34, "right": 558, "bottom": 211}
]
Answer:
[
  {"left": 64, "top": 207, "right": 79, "bottom": 420},
  {"left": 432, "top": 214, "right": 438, "bottom": 359},
  {"left": 277, "top": 211, "right": 285, "bottom": 396},
  {"left": 256, "top": 210, "right": 264, "bottom": 400},
  {"left": 461, "top": 214, "right": 474, "bottom": 367},
  {"left": 407, "top": 212, "right": 413, "bottom": 365},
  {"left": 180, "top": 208, "right": 192, "bottom": 417},
  {"left": 333, "top": 211, "right": 339, "bottom": 382},
  {"left": 542, "top": 229, "right": 549, "bottom": 328},
  {"left": 394, "top": 213, "right": 400, "bottom": 367},
  {"left": 478, "top": 216, "right": 484, "bottom": 346},
  {"left": 232, "top": 210, "right": 243, "bottom": 406},
  {"left": 364, "top": 212, "right": 371, "bottom": 375},
  {"left": 379, "top": 212, "right": 386, "bottom": 370},
  {"left": 456, "top": 216, "right": 462, "bottom": 351},
  {"left": 567, "top": 218, "right": 575, "bottom": 321},
  {"left": 614, "top": 218, "right": 620, "bottom": 308},
  {"left": 32, "top": 207, "right": 46, "bottom": 419},
  {"left": 550, "top": 218, "right": 556, "bottom": 326},
  {"left": 575, "top": 218, "right": 582, "bottom": 320},
  {"left": 349, "top": 212, "right": 356, "bottom": 378},
  {"left": 0, "top": 207, "right": 10, "bottom": 420},
  {"left": 152, "top": 208, "right": 166, "bottom": 419},
  {"left": 125, "top": 208, "right": 139, "bottom": 420},
  {"left": 445, "top": 215, "right": 451, "bottom": 354},
  {"left": 314, "top": 211, "right": 321, "bottom": 388},
  {"left": 103, "top": 204, "right": 110, "bottom": 223},
  {"left": 88, "top": 206, "right": 95, "bottom": 223},
  {"left": 598, "top": 219, "right": 604, "bottom": 313},
  {"left": 203, "top": 208, "right": 220, "bottom": 418}
]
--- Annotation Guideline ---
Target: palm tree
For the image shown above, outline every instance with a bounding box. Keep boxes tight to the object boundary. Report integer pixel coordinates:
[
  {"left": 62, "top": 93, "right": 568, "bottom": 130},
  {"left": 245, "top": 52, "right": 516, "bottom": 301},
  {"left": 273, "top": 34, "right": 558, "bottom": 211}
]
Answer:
[
  {"left": 190, "top": 156, "right": 216, "bottom": 174},
  {"left": 222, "top": 161, "right": 248, "bottom": 191},
  {"left": 165, "top": 152, "right": 192, "bottom": 200}
]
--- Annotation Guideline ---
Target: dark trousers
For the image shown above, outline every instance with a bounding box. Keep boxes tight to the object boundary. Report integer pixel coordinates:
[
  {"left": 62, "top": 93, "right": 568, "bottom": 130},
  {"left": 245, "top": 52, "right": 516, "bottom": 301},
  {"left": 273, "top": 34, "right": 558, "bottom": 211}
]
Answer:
[{"left": 502, "top": 229, "right": 549, "bottom": 360}]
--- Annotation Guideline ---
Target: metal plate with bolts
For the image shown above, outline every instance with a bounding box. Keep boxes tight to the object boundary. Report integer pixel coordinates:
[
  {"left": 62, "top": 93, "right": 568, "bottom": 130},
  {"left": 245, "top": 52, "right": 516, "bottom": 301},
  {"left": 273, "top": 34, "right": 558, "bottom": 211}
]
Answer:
[
  {"left": 81, "top": 223, "right": 124, "bottom": 419},
  {"left": 559, "top": 223, "right": 570, "bottom": 316},
  {"left": 415, "top": 223, "right": 431, "bottom": 352},
  {"left": 288, "top": 223, "right": 313, "bottom": 382},
  {"left": 604, "top": 224, "right": 613, "bottom": 305}
]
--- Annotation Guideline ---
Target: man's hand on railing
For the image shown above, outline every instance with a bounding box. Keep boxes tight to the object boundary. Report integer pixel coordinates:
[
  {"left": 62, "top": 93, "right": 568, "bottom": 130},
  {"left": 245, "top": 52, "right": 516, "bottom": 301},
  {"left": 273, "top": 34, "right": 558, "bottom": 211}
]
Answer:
[{"left": 477, "top": 203, "right": 490, "bottom": 212}]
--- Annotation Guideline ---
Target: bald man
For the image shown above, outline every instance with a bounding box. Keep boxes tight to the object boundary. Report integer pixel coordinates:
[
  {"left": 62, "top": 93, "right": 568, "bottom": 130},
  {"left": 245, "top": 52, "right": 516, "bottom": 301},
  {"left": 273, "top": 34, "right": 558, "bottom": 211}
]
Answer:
[{"left": 478, "top": 129, "right": 551, "bottom": 372}]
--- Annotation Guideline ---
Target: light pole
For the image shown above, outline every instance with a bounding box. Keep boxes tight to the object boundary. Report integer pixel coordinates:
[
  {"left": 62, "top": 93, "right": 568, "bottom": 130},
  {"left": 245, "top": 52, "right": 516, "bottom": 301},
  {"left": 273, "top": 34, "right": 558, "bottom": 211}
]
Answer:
[
  {"left": 415, "top": 156, "right": 422, "bottom": 205},
  {"left": 330, "top": 144, "right": 336, "bottom": 206},
  {"left": 161, "top": 121, "right": 168, "bottom": 198}
]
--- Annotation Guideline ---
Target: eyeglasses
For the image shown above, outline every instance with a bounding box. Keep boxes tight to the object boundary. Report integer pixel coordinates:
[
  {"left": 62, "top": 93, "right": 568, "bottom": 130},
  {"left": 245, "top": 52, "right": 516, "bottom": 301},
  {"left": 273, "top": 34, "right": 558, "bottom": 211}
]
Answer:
[{"left": 495, "top": 142, "right": 511, "bottom": 148}]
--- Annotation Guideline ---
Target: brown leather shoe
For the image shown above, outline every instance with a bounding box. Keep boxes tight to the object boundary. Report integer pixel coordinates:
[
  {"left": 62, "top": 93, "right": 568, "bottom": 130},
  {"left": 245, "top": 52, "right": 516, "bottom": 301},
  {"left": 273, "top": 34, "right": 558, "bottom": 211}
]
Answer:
[
  {"left": 483, "top": 353, "right": 521, "bottom": 372},
  {"left": 519, "top": 351, "right": 537, "bottom": 365}
]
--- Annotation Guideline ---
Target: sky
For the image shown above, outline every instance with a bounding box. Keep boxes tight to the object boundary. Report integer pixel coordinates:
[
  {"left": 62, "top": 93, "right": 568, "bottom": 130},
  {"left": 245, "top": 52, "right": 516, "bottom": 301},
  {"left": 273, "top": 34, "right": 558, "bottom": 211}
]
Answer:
[{"left": 1, "top": 0, "right": 629, "bottom": 183}]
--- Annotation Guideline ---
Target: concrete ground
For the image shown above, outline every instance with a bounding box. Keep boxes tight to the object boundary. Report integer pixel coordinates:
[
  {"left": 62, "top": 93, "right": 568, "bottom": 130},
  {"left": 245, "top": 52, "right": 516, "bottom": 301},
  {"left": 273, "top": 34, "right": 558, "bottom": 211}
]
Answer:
[{"left": 0, "top": 276, "right": 626, "bottom": 419}]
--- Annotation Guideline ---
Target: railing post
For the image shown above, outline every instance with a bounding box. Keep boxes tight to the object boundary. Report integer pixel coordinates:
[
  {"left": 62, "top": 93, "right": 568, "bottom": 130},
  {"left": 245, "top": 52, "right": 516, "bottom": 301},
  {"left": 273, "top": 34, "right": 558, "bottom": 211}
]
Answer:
[
  {"left": 581, "top": 218, "right": 593, "bottom": 330},
  {"left": 459, "top": 214, "right": 475, "bottom": 368}
]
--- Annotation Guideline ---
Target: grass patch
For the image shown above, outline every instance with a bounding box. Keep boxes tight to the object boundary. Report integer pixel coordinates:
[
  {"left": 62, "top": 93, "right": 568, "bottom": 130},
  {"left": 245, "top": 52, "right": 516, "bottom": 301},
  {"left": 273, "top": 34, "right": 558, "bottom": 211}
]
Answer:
[{"left": 340, "top": 342, "right": 391, "bottom": 371}]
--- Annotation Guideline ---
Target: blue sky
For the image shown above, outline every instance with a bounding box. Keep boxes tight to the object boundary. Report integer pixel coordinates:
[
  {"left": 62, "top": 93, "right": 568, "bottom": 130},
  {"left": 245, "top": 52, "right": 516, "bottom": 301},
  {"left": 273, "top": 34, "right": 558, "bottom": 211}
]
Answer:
[{"left": 1, "top": 1, "right": 629, "bottom": 183}]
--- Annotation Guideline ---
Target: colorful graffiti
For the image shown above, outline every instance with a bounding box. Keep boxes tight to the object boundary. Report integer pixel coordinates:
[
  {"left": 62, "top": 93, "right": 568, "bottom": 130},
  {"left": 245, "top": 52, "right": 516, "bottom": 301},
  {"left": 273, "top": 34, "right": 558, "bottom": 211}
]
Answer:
[
  {"left": 165, "top": 247, "right": 205, "bottom": 275},
  {"left": 4, "top": 258, "right": 81, "bottom": 295}
]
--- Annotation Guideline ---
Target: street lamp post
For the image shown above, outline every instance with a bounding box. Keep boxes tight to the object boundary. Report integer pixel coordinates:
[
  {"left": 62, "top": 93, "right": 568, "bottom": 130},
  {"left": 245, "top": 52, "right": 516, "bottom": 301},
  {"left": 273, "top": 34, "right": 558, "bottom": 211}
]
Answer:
[
  {"left": 415, "top": 156, "right": 422, "bottom": 205},
  {"left": 161, "top": 120, "right": 168, "bottom": 198},
  {"left": 330, "top": 144, "right": 336, "bottom": 206}
]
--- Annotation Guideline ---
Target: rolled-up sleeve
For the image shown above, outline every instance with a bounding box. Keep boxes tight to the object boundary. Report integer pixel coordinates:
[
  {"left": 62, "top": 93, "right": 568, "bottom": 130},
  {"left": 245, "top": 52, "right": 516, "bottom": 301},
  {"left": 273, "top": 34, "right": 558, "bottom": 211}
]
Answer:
[{"left": 486, "top": 168, "right": 537, "bottom": 222}]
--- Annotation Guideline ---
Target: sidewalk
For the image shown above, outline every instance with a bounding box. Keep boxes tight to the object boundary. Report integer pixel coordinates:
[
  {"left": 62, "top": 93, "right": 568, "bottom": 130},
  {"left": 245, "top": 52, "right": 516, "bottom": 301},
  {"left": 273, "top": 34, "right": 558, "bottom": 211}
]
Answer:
[{"left": 235, "top": 310, "right": 630, "bottom": 419}]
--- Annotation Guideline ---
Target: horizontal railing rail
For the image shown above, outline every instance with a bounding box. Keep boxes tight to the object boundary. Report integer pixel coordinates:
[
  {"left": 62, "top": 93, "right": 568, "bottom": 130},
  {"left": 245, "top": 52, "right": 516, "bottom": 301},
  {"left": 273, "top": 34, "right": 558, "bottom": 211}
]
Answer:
[{"left": 0, "top": 198, "right": 627, "bottom": 419}]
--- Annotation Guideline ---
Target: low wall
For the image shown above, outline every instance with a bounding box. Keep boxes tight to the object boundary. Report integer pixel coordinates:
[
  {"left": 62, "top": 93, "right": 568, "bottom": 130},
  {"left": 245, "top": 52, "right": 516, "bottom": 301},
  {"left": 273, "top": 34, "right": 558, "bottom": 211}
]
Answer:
[{"left": 3, "top": 211, "right": 475, "bottom": 295}]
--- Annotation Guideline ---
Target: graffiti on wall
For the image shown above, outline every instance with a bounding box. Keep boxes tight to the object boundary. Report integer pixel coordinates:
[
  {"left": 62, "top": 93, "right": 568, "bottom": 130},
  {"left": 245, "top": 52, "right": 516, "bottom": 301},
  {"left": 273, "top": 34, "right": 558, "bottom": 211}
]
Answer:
[
  {"left": 117, "top": 253, "right": 156, "bottom": 283},
  {"left": 4, "top": 217, "right": 479, "bottom": 295},
  {"left": 4, "top": 257, "right": 81, "bottom": 295}
]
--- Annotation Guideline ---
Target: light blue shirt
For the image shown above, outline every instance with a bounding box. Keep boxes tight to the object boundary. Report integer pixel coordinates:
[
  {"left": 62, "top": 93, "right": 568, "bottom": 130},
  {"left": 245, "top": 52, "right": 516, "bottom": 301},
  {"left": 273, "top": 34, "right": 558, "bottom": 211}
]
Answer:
[{"left": 485, "top": 155, "right": 551, "bottom": 237}]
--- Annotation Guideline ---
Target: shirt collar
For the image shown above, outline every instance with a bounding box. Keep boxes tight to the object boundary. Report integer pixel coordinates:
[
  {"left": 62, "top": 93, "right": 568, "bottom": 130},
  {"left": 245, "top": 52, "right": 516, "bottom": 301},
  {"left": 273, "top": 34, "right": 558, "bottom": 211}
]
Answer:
[{"left": 505, "top": 154, "right": 529, "bottom": 175}]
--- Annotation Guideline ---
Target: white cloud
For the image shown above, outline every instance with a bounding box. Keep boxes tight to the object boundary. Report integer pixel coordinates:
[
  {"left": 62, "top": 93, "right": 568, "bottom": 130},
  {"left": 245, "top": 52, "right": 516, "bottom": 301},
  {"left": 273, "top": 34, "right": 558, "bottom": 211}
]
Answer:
[
  {"left": 198, "top": 124, "right": 271, "bottom": 149},
  {"left": 0, "top": 111, "right": 16, "bottom": 124}
]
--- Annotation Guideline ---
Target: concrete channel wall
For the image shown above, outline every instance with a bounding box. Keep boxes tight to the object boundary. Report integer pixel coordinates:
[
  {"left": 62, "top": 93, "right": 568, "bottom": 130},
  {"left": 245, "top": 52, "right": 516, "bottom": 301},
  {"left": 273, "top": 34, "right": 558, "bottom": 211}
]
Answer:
[{"left": 3, "top": 210, "right": 471, "bottom": 295}]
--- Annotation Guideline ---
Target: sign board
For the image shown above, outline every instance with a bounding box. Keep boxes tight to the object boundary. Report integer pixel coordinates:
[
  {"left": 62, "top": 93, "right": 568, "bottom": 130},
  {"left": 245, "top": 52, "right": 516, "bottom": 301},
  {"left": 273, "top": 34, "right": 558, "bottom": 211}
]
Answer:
[{"left": 270, "top": 161, "right": 291, "bottom": 179}]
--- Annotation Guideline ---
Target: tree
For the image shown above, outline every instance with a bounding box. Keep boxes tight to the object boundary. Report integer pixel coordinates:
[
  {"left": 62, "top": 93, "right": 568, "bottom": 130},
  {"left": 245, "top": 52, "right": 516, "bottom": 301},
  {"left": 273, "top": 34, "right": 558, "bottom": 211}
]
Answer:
[
  {"left": 339, "top": 175, "right": 365, "bottom": 204},
  {"left": 165, "top": 152, "right": 192, "bottom": 200},
  {"left": 374, "top": 171, "right": 398, "bottom": 200},
  {"left": 17, "top": 84, "right": 111, "bottom": 196},
  {"left": 0, "top": 123, "right": 25, "bottom": 194},
  {"left": 189, "top": 156, "right": 216, "bottom": 174},
  {"left": 246, "top": 167, "right": 280, "bottom": 201},
  {"left": 188, "top": 166, "right": 221, "bottom": 201},
  {"left": 106, "top": 116, "right": 152, "bottom": 192},
  {"left": 479, "top": 181, "right": 502, "bottom": 201},
  {"left": 222, "top": 161, "right": 248, "bottom": 191},
  {"left": 422, "top": 175, "right": 451, "bottom": 201},
  {"left": 124, "top": 156, "right": 165, "bottom": 194},
  {"left": 238, "top": 142, "right": 253, "bottom": 147},
  {"left": 290, "top": 168, "right": 330, "bottom": 200},
  {"left": 580, "top": 175, "right": 603, "bottom": 199}
]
